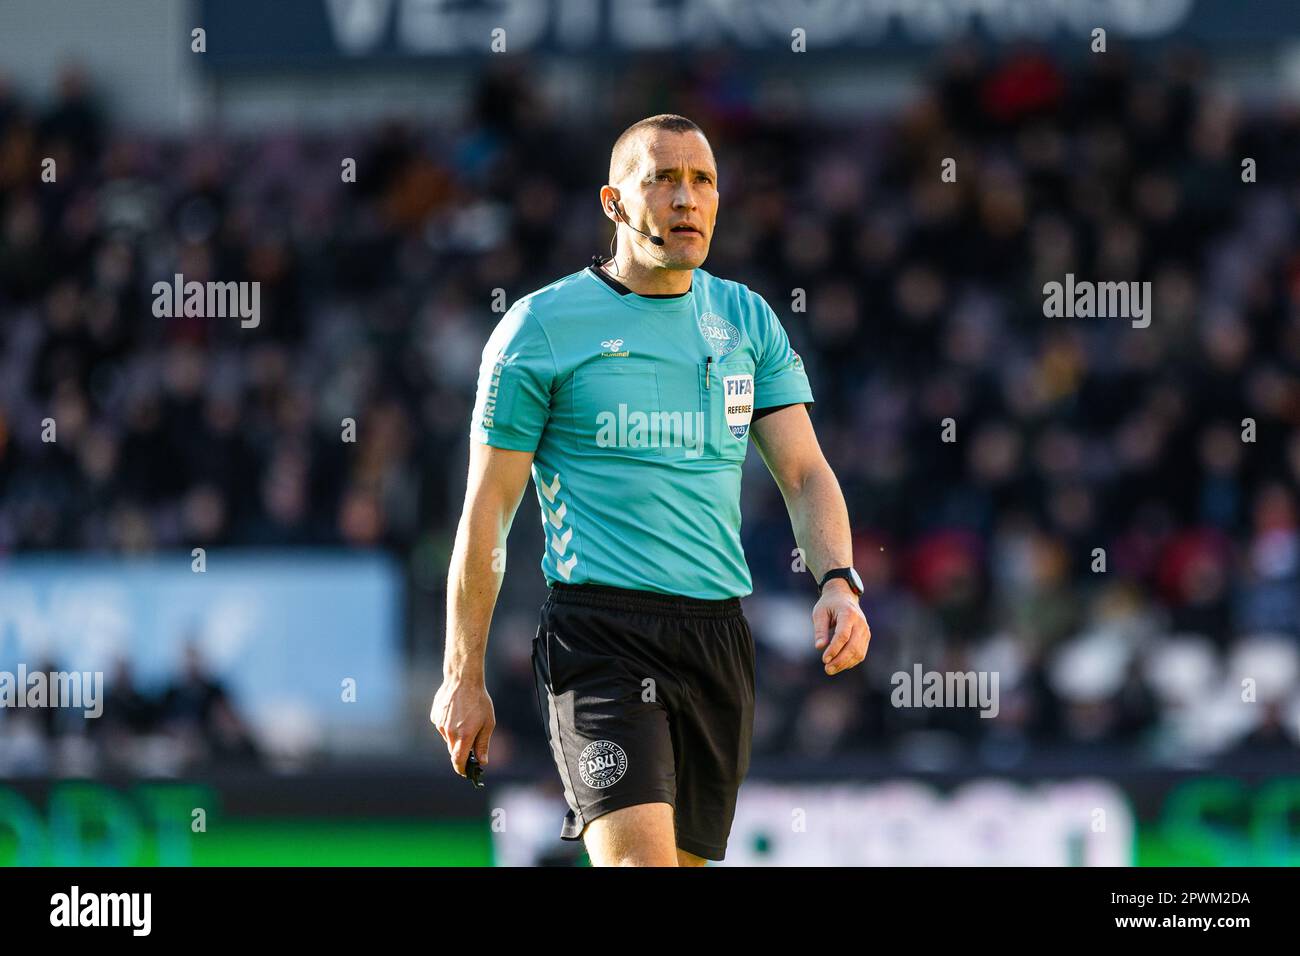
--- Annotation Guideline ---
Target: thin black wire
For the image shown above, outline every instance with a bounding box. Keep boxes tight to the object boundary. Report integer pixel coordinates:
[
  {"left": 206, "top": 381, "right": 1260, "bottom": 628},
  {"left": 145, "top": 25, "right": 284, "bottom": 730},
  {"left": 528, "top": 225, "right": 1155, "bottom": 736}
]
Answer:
[{"left": 605, "top": 226, "right": 620, "bottom": 277}]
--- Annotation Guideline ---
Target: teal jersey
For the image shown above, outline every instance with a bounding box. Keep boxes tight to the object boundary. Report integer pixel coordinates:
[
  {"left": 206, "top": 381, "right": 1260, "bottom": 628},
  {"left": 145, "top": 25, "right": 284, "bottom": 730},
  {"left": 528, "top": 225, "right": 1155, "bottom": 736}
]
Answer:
[{"left": 469, "top": 265, "right": 813, "bottom": 599}]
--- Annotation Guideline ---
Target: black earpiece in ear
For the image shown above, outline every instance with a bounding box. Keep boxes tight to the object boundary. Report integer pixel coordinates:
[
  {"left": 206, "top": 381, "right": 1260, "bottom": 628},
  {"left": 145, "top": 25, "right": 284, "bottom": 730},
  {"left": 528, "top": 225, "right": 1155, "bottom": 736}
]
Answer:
[{"left": 605, "top": 198, "right": 664, "bottom": 246}]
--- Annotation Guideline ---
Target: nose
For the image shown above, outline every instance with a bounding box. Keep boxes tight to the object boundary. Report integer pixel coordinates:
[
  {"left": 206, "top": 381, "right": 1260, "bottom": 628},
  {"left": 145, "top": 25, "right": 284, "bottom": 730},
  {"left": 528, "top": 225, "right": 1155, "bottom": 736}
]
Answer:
[{"left": 672, "top": 182, "right": 698, "bottom": 210}]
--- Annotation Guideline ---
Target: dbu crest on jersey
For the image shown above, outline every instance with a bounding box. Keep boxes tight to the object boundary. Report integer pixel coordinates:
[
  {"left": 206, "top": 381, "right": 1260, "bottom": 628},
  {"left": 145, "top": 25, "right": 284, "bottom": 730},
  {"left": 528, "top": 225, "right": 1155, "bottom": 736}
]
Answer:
[
  {"left": 697, "top": 311, "right": 740, "bottom": 357},
  {"left": 722, "top": 374, "right": 754, "bottom": 439}
]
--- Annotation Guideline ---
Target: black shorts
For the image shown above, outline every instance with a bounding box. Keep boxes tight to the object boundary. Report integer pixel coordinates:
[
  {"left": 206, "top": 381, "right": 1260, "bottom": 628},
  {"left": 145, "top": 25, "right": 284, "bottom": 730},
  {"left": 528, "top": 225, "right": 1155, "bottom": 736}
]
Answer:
[{"left": 530, "top": 582, "right": 756, "bottom": 862}]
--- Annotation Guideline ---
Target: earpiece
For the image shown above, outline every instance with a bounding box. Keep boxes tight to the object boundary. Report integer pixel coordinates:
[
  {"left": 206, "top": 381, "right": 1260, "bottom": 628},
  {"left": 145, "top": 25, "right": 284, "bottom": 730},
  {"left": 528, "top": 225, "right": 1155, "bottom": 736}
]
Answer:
[{"left": 604, "top": 197, "right": 664, "bottom": 246}]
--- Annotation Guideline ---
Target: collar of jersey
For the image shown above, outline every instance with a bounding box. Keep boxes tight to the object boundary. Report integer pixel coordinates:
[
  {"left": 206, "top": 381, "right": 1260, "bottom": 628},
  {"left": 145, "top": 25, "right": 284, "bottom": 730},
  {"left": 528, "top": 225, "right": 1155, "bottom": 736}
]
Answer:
[{"left": 584, "top": 265, "right": 698, "bottom": 313}]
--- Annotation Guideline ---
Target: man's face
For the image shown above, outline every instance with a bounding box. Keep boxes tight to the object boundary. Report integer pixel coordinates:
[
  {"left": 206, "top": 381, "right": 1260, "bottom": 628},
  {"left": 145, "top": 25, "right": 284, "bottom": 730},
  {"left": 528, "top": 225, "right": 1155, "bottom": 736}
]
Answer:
[{"left": 615, "top": 130, "right": 718, "bottom": 269}]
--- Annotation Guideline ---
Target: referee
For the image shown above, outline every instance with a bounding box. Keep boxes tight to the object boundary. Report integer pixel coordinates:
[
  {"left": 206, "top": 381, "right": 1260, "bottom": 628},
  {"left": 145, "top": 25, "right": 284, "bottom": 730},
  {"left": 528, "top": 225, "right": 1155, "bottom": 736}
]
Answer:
[{"left": 432, "top": 114, "right": 871, "bottom": 866}]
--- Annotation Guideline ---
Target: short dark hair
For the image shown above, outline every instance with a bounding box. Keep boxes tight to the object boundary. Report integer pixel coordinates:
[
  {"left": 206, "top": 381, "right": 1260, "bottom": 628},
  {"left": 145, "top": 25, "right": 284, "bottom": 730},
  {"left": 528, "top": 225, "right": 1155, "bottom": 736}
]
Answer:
[{"left": 608, "top": 114, "right": 708, "bottom": 183}]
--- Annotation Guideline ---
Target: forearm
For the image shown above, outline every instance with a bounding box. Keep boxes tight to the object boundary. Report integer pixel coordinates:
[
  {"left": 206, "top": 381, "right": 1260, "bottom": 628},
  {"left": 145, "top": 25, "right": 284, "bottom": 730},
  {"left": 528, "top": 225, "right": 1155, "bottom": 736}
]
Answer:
[
  {"left": 783, "top": 463, "right": 853, "bottom": 582},
  {"left": 444, "top": 506, "right": 509, "bottom": 681}
]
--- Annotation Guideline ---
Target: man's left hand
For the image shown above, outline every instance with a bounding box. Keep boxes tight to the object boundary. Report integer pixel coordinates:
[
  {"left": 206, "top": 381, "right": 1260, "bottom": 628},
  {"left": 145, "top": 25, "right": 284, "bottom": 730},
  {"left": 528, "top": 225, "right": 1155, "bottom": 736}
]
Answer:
[{"left": 812, "top": 579, "right": 871, "bottom": 676}]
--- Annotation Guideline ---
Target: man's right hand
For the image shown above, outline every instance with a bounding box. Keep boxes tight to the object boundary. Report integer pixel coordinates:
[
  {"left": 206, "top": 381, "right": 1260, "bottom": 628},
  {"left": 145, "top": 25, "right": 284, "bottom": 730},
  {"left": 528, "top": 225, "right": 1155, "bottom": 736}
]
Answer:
[
  {"left": 436, "top": 443, "right": 532, "bottom": 777},
  {"left": 430, "top": 676, "right": 496, "bottom": 777}
]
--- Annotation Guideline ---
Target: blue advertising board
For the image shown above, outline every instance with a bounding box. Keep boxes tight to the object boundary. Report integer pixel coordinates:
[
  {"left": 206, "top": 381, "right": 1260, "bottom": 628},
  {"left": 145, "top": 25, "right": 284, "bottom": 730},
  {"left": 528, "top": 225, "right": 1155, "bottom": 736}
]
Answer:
[
  {"left": 0, "top": 551, "right": 403, "bottom": 745},
  {"left": 196, "top": 0, "right": 1300, "bottom": 70}
]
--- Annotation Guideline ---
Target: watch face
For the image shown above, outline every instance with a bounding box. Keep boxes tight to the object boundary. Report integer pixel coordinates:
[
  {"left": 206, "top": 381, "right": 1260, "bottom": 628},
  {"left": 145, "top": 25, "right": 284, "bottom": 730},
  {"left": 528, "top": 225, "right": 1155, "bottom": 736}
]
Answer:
[{"left": 849, "top": 568, "right": 864, "bottom": 594}]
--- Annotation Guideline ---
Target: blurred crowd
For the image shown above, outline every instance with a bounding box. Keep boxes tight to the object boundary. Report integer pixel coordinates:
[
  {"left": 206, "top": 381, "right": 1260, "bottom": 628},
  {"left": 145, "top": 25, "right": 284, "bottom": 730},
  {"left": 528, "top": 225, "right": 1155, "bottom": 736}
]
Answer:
[
  {"left": 0, "top": 48, "right": 1298, "bottom": 768},
  {"left": 0, "top": 643, "right": 259, "bottom": 777}
]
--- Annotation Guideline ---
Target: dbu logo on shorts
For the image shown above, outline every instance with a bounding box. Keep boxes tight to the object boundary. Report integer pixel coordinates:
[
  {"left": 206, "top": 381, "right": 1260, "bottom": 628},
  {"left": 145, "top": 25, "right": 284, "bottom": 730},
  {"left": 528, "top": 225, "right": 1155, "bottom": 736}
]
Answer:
[{"left": 578, "top": 740, "right": 628, "bottom": 788}]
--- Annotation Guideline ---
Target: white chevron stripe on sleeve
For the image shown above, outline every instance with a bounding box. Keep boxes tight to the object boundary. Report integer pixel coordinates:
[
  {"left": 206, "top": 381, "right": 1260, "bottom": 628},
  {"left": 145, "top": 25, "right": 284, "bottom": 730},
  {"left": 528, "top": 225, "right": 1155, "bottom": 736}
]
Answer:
[
  {"left": 551, "top": 527, "right": 574, "bottom": 556},
  {"left": 539, "top": 471, "right": 561, "bottom": 503}
]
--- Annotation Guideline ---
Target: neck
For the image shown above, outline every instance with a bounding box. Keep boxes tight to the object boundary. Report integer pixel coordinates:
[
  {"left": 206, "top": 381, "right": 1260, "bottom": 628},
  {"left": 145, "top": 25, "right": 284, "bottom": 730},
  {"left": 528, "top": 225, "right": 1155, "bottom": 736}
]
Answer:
[{"left": 603, "top": 249, "right": 693, "bottom": 296}]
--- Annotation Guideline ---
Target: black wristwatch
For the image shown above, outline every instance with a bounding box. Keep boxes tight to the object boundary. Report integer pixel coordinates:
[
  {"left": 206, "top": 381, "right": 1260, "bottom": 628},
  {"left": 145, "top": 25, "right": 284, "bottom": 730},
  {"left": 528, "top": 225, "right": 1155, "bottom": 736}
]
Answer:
[{"left": 818, "top": 567, "right": 863, "bottom": 596}]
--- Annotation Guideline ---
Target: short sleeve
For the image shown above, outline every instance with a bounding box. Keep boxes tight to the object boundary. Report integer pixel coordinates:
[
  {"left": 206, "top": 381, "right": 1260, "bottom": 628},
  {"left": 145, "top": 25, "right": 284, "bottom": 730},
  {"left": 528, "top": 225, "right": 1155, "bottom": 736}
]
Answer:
[
  {"left": 752, "top": 296, "right": 814, "bottom": 409},
  {"left": 469, "top": 302, "right": 555, "bottom": 452}
]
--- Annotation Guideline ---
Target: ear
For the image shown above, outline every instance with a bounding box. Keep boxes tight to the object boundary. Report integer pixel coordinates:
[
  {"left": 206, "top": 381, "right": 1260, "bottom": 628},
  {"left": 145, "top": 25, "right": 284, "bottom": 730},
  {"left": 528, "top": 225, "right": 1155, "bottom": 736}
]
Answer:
[{"left": 600, "top": 186, "right": 621, "bottom": 222}]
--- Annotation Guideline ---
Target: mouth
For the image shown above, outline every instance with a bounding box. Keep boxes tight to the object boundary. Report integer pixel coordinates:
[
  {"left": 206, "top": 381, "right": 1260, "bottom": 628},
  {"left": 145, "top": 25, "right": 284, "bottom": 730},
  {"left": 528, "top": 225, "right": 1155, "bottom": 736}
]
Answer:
[{"left": 669, "top": 223, "right": 703, "bottom": 238}]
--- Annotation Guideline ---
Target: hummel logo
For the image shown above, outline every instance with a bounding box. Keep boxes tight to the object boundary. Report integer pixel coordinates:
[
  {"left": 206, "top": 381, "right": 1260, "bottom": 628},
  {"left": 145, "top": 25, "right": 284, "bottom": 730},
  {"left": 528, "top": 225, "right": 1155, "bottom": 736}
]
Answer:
[{"left": 601, "top": 338, "right": 623, "bottom": 351}]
